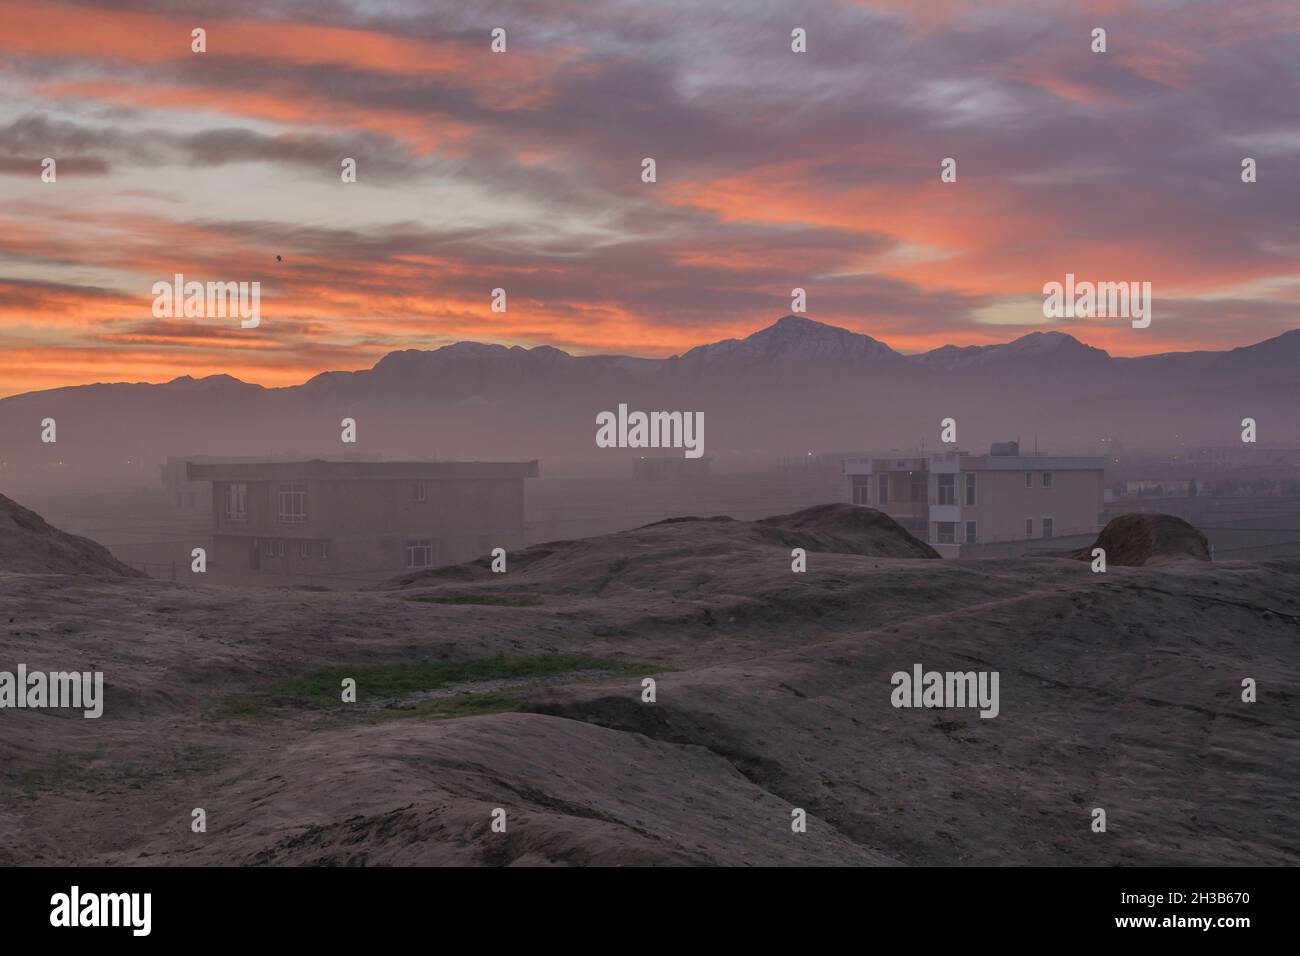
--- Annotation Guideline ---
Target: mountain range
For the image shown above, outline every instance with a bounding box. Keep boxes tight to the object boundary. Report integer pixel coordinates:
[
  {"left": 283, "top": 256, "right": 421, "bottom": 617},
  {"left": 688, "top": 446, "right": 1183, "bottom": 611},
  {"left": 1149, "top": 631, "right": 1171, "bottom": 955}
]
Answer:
[
  {"left": 3, "top": 316, "right": 1299, "bottom": 489},
  {"left": 295, "top": 315, "right": 1300, "bottom": 388}
]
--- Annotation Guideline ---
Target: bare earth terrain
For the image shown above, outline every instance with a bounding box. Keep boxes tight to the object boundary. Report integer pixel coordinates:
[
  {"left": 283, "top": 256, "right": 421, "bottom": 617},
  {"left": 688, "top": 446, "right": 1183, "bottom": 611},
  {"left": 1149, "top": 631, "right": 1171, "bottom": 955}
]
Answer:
[{"left": 1, "top": 502, "right": 1296, "bottom": 866}]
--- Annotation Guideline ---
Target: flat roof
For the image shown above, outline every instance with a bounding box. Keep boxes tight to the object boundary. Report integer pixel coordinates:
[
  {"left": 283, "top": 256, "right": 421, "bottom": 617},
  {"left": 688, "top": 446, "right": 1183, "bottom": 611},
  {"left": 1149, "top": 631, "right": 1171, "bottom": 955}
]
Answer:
[
  {"left": 845, "top": 454, "right": 1105, "bottom": 474},
  {"left": 167, "top": 452, "right": 382, "bottom": 464},
  {"left": 187, "top": 459, "right": 539, "bottom": 481},
  {"left": 967, "top": 456, "right": 1105, "bottom": 471}
]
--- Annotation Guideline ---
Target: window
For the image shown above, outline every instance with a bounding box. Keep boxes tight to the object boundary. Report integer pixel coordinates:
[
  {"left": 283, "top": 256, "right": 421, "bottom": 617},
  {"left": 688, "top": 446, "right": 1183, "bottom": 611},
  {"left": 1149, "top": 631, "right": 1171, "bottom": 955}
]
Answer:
[
  {"left": 225, "top": 482, "right": 247, "bottom": 521},
  {"left": 965, "top": 521, "right": 977, "bottom": 543},
  {"left": 318, "top": 541, "right": 330, "bottom": 560},
  {"left": 1025, "top": 472, "right": 1033, "bottom": 488},
  {"left": 1043, "top": 517, "right": 1054, "bottom": 538},
  {"left": 909, "top": 473, "right": 926, "bottom": 502},
  {"left": 406, "top": 539, "right": 433, "bottom": 569},
  {"left": 852, "top": 476, "right": 871, "bottom": 506},
  {"left": 1042, "top": 471, "right": 1053, "bottom": 489},
  {"left": 878, "top": 474, "right": 889, "bottom": 505},
  {"left": 414, "top": 480, "right": 427, "bottom": 503},
  {"left": 277, "top": 482, "right": 307, "bottom": 523},
  {"left": 936, "top": 521, "right": 956, "bottom": 544},
  {"left": 937, "top": 474, "right": 956, "bottom": 505},
  {"left": 1025, "top": 518, "right": 1034, "bottom": 538},
  {"left": 964, "top": 473, "right": 977, "bottom": 506},
  {"left": 300, "top": 541, "right": 311, "bottom": 559}
]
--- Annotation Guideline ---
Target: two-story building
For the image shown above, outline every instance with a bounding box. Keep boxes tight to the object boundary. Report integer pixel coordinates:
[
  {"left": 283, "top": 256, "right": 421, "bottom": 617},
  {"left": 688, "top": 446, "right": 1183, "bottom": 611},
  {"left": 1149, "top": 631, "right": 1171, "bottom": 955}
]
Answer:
[
  {"left": 187, "top": 459, "right": 539, "bottom": 576},
  {"left": 843, "top": 442, "right": 1105, "bottom": 558}
]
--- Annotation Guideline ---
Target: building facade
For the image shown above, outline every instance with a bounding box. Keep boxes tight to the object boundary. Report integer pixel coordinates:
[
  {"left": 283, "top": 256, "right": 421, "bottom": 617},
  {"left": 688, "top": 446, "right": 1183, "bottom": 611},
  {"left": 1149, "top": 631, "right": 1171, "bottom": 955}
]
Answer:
[
  {"left": 843, "top": 443, "right": 1105, "bottom": 558},
  {"left": 187, "top": 459, "right": 539, "bottom": 576}
]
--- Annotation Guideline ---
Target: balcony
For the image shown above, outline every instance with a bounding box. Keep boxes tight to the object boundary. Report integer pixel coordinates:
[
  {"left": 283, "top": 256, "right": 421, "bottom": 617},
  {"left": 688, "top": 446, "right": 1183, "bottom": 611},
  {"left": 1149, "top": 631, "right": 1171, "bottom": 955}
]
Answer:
[{"left": 930, "top": 504, "right": 961, "bottom": 523}]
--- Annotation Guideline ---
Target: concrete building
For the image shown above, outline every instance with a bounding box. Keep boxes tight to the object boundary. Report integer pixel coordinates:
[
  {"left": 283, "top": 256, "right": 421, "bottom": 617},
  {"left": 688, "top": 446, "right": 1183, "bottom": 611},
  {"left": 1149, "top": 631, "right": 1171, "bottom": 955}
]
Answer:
[
  {"left": 187, "top": 459, "right": 539, "bottom": 576},
  {"left": 843, "top": 442, "right": 1105, "bottom": 558}
]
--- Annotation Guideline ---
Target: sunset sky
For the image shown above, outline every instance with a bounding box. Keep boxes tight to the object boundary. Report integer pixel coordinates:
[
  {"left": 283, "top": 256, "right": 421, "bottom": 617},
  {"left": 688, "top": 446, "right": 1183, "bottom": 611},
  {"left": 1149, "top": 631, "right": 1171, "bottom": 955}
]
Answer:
[{"left": 2, "top": 0, "right": 1298, "bottom": 397}]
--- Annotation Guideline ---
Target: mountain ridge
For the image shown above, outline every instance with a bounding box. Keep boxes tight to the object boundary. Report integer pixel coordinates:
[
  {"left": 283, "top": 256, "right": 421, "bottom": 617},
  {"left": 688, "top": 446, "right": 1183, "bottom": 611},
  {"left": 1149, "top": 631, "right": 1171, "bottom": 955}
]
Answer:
[
  {"left": 6, "top": 315, "right": 1297, "bottom": 400},
  {"left": 3, "top": 315, "right": 1299, "bottom": 480}
]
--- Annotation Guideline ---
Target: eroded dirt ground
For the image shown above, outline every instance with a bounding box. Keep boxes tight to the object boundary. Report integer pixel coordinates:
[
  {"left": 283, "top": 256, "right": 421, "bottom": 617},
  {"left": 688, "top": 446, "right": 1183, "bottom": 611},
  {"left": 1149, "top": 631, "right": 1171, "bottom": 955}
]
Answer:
[{"left": 2, "top": 514, "right": 1297, "bottom": 865}]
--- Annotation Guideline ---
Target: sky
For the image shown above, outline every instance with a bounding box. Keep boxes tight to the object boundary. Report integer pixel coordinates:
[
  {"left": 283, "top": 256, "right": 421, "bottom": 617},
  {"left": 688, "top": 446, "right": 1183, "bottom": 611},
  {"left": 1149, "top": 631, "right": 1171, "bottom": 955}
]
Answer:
[{"left": 1, "top": 0, "right": 1298, "bottom": 397}]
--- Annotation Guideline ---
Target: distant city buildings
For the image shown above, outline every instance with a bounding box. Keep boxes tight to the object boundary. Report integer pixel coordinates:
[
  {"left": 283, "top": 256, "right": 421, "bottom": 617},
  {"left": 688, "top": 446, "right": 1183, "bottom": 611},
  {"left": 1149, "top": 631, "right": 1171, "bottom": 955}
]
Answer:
[
  {"left": 1125, "top": 477, "right": 1197, "bottom": 497},
  {"left": 1185, "top": 445, "right": 1300, "bottom": 471},
  {"left": 1109, "top": 446, "right": 1300, "bottom": 500},
  {"left": 843, "top": 441, "right": 1105, "bottom": 558}
]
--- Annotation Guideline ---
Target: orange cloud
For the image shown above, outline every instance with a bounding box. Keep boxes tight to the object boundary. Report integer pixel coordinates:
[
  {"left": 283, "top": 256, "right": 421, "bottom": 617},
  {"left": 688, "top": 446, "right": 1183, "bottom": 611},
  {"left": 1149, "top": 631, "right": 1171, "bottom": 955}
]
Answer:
[
  {"left": 0, "top": 0, "right": 578, "bottom": 94},
  {"left": 663, "top": 161, "right": 1293, "bottom": 300}
]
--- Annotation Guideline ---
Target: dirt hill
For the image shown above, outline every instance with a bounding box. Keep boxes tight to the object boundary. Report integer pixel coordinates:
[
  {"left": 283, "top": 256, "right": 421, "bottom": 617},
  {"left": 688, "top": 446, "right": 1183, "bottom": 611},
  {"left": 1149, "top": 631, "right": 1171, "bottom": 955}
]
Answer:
[
  {"left": 754, "top": 503, "right": 940, "bottom": 558},
  {"left": 383, "top": 503, "right": 937, "bottom": 593},
  {"left": 1074, "top": 513, "right": 1212, "bottom": 567},
  {"left": 0, "top": 493, "right": 143, "bottom": 576}
]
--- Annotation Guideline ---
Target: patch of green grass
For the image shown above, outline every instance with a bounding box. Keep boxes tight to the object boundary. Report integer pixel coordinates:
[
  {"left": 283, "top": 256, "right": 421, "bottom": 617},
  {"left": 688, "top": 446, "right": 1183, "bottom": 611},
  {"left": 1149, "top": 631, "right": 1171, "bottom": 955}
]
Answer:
[
  {"left": 214, "top": 696, "right": 261, "bottom": 719},
  {"left": 408, "top": 593, "right": 540, "bottom": 607},
  {"left": 6, "top": 746, "right": 108, "bottom": 796},
  {"left": 218, "top": 654, "right": 653, "bottom": 720}
]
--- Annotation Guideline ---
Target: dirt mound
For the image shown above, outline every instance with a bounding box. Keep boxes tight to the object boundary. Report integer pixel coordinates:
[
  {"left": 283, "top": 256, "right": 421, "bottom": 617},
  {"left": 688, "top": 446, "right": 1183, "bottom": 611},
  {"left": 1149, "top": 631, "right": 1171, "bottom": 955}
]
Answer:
[
  {"left": 380, "top": 503, "right": 936, "bottom": 594},
  {"left": 0, "top": 493, "right": 143, "bottom": 576},
  {"left": 1074, "top": 513, "right": 1211, "bottom": 567},
  {"left": 756, "top": 503, "right": 941, "bottom": 558},
  {"left": 640, "top": 515, "right": 737, "bottom": 528}
]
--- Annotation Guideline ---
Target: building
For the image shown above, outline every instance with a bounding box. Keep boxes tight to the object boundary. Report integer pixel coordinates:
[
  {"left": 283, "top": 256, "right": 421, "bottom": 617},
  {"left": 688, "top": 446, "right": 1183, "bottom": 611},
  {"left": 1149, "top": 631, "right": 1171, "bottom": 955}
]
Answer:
[
  {"left": 186, "top": 459, "right": 539, "bottom": 576},
  {"left": 843, "top": 442, "right": 1105, "bottom": 558}
]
